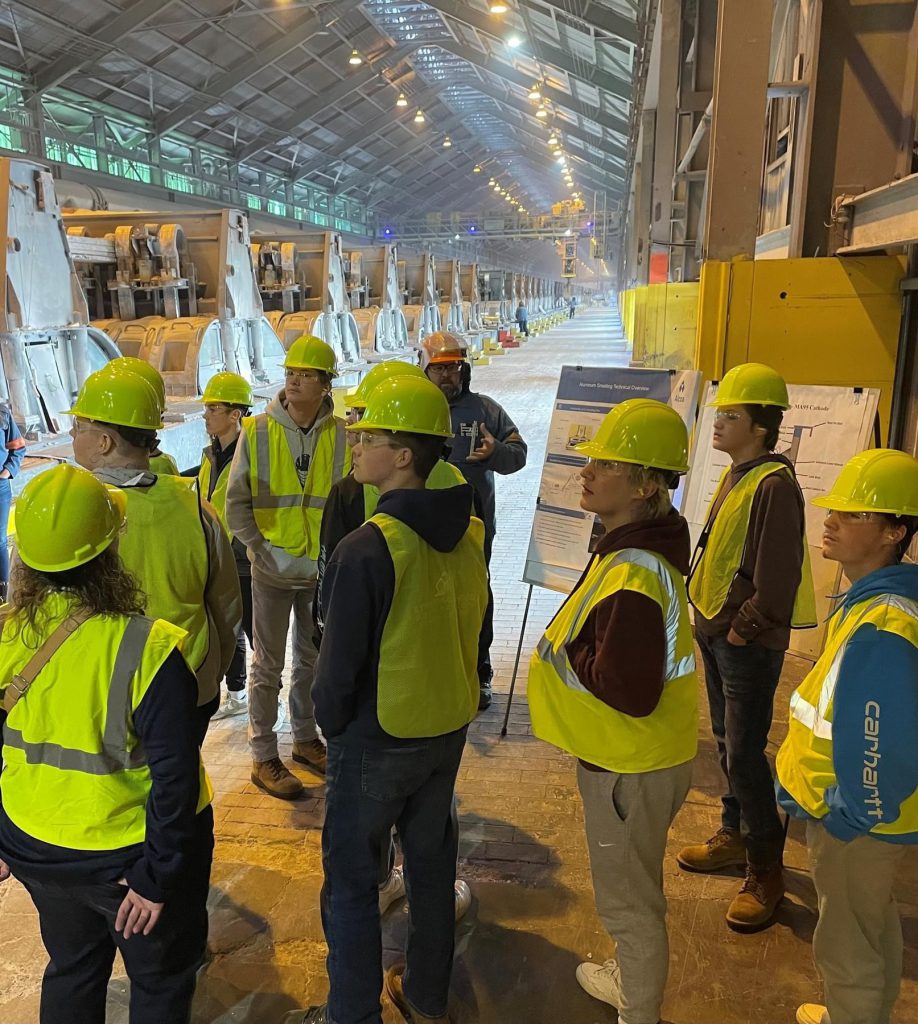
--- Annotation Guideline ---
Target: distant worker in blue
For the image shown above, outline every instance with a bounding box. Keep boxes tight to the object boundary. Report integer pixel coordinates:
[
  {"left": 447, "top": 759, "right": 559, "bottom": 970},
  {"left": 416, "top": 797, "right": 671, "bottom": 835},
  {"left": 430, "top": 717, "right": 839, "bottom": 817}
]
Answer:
[
  {"left": 0, "top": 400, "right": 26, "bottom": 601},
  {"left": 515, "top": 301, "right": 529, "bottom": 337},
  {"left": 776, "top": 449, "right": 918, "bottom": 1024},
  {"left": 421, "top": 330, "right": 527, "bottom": 710}
]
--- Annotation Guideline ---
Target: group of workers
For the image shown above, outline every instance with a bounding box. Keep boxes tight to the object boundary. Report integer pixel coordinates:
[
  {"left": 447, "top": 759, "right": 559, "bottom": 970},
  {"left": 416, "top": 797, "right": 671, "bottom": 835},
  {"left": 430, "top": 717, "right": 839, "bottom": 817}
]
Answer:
[{"left": 0, "top": 335, "right": 913, "bottom": 1024}]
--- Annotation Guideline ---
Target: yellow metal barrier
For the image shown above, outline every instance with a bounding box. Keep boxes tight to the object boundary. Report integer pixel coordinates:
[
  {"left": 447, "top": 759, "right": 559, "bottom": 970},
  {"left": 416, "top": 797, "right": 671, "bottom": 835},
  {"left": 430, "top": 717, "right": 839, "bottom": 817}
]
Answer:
[{"left": 619, "top": 282, "right": 699, "bottom": 370}]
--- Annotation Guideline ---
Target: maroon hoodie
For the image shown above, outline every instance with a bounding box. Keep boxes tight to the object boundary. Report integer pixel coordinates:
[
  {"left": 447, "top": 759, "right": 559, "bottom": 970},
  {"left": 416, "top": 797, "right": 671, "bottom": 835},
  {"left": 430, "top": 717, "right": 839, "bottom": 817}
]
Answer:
[{"left": 564, "top": 511, "right": 691, "bottom": 723}]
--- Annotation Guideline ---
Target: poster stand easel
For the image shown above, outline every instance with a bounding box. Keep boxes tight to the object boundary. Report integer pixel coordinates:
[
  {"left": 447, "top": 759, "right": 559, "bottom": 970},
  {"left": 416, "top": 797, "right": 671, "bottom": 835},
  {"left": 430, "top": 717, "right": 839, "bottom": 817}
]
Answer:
[{"left": 500, "top": 584, "right": 533, "bottom": 737}]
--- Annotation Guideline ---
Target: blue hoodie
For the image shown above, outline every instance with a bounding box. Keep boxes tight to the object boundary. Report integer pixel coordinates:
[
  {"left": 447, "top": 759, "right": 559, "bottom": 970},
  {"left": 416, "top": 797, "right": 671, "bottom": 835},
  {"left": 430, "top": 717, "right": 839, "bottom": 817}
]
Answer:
[{"left": 777, "top": 563, "right": 918, "bottom": 843}]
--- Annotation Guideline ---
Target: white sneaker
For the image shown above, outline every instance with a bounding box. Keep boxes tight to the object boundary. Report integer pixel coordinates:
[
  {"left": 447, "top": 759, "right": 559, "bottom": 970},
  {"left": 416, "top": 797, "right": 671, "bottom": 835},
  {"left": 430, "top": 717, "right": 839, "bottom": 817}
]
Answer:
[
  {"left": 454, "top": 879, "right": 471, "bottom": 921},
  {"left": 274, "top": 698, "right": 287, "bottom": 733},
  {"left": 213, "top": 691, "right": 248, "bottom": 720},
  {"left": 575, "top": 958, "right": 622, "bottom": 1008},
  {"left": 379, "top": 866, "right": 406, "bottom": 914},
  {"left": 797, "top": 1005, "right": 829, "bottom": 1024}
]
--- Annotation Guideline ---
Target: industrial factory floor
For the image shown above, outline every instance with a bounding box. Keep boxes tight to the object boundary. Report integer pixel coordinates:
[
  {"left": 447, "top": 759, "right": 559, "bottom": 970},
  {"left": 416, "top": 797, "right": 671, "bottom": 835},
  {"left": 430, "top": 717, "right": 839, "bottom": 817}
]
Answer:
[{"left": 1, "top": 308, "right": 916, "bottom": 1024}]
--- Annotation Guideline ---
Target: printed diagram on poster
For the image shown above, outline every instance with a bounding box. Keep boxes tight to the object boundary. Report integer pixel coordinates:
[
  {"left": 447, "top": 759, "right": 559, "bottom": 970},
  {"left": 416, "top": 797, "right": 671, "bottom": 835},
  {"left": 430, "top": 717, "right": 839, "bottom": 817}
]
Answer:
[
  {"left": 682, "top": 382, "right": 880, "bottom": 661},
  {"left": 523, "top": 366, "right": 702, "bottom": 593}
]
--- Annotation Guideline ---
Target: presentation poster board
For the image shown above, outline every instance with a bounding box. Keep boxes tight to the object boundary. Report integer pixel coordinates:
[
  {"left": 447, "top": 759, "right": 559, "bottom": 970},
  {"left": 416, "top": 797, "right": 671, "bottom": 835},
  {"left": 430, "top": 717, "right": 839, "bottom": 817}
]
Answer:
[
  {"left": 523, "top": 366, "right": 702, "bottom": 593},
  {"left": 682, "top": 383, "right": 880, "bottom": 661}
]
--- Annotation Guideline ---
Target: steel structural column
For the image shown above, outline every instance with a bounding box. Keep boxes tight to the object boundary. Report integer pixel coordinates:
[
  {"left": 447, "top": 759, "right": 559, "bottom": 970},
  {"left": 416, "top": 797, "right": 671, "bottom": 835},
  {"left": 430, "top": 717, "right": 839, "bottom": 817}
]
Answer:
[
  {"left": 701, "top": 0, "right": 771, "bottom": 262},
  {"left": 634, "top": 109, "right": 656, "bottom": 286},
  {"left": 649, "top": 0, "right": 682, "bottom": 280}
]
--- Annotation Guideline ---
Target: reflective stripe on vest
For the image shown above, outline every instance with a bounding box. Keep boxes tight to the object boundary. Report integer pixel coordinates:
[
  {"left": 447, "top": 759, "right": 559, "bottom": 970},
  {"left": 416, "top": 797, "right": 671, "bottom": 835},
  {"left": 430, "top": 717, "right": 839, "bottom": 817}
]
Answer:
[
  {"left": 363, "top": 459, "right": 467, "bottom": 521},
  {"left": 776, "top": 593, "right": 918, "bottom": 836},
  {"left": 370, "top": 512, "right": 489, "bottom": 738},
  {"left": 2, "top": 617, "right": 152, "bottom": 774},
  {"left": 536, "top": 548, "right": 695, "bottom": 692},
  {"left": 688, "top": 462, "right": 817, "bottom": 628},
  {"left": 528, "top": 547, "right": 698, "bottom": 774},
  {"left": 245, "top": 413, "right": 351, "bottom": 559}
]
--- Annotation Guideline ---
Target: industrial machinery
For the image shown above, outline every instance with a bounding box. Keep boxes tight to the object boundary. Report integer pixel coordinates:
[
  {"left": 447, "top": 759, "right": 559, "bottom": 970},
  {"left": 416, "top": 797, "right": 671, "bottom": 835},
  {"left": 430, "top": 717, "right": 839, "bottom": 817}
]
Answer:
[
  {"left": 343, "top": 243, "right": 414, "bottom": 362},
  {"left": 252, "top": 231, "right": 364, "bottom": 385},
  {"left": 65, "top": 208, "right": 286, "bottom": 398},
  {"left": 0, "top": 157, "right": 119, "bottom": 474},
  {"left": 399, "top": 251, "right": 441, "bottom": 344},
  {"left": 252, "top": 240, "right": 302, "bottom": 314}
]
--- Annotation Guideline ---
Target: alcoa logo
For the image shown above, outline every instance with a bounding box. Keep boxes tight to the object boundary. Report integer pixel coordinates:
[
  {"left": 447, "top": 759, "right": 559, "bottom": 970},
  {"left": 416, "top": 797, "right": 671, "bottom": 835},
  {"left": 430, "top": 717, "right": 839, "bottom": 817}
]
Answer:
[{"left": 434, "top": 572, "right": 451, "bottom": 598}]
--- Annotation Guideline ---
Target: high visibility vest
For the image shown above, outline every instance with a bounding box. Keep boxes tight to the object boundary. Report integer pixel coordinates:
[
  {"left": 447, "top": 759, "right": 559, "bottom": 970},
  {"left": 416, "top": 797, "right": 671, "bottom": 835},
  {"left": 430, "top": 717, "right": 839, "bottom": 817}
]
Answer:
[
  {"left": 198, "top": 449, "right": 231, "bottom": 538},
  {"left": 243, "top": 413, "right": 351, "bottom": 560},
  {"left": 688, "top": 462, "right": 817, "bottom": 628},
  {"left": 776, "top": 594, "right": 918, "bottom": 837},
  {"left": 0, "top": 594, "right": 212, "bottom": 851},
  {"left": 370, "top": 512, "right": 488, "bottom": 738},
  {"left": 116, "top": 476, "right": 211, "bottom": 672},
  {"left": 149, "top": 451, "right": 180, "bottom": 476},
  {"left": 363, "top": 460, "right": 467, "bottom": 520},
  {"left": 529, "top": 547, "right": 698, "bottom": 773}
]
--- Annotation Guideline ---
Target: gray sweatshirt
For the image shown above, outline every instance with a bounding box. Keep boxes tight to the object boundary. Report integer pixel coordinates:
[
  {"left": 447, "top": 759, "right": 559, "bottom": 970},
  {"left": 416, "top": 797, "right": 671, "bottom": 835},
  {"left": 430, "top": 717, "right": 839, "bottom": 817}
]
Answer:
[
  {"left": 225, "top": 391, "right": 341, "bottom": 589},
  {"left": 92, "top": 467, "right": 241, "bottom": 707}
]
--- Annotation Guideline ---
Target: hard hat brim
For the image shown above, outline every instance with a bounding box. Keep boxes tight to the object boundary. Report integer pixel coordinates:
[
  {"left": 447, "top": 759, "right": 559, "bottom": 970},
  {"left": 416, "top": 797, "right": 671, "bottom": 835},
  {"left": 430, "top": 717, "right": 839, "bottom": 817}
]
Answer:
[
  {"left": 67, "top": 407, "right": 165, "bottom": 430},
  {"left": 812, "top": 494, "right": 918, "bottom": 516},
  {"left": 707, "top": 396, "right": 789, "bottom": 410},
  {"left": 280, "top": 362, "right": 338, "bottom": 378},
  {"left": 574, "top": 440, "right": 689, "bottom": 475},
  {"left": 346, "top": 420, "right": 453, "bottom": 439}
]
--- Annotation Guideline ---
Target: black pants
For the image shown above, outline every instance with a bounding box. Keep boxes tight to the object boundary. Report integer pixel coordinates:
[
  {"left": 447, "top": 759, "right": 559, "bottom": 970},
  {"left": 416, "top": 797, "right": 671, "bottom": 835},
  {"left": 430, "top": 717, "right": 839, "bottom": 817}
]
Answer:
[
  {"left": 17, "top": 814, "right": 213, "bottom": 1024},
  {"left": 477, "top": 532, "right": 495, "bottom": 685},
  {"left": 226, "top": 572, "right": 253, "bottom": 692},
  {"left": 697, "top": 631, "right": 786, "bottom": 866},
  {"left": 322, "top": 730, "right": 467, "bottom": 1023},
  {"left": 517, "top": 318, "right": 529, "bottom": 337}
]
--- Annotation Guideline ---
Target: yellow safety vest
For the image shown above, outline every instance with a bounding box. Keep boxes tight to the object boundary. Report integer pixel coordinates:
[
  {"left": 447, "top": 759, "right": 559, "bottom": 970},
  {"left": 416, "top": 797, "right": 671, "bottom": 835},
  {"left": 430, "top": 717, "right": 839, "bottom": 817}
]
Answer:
[
  {"left": 688, "top": 462, "right": 817, "bottom": 628},
  {"left": 529, "top": 547, "right": 698, "bottom": 773},
  {"left": 776, "top": 594, "right": 918, "bottom": 836},
  {"left": 363, "top": 460, "right": 467, "bottom": 520},
  {"left": 370, "top": 512, "right": 488, "bottom": 738},
  {"left": 0, "top": 594, "right": 212, "bottom": 851},
  {"left": 198, "top": 449, "right": 231, "bottom": 538},
  {"left": 244, "top": 413, "right": 351, "bottom": 560},
  {"left": 117, "top": 476, "right": 211, "bottom": 673},
  {"left": 150, "top": 451, "right": 180, "bottom": 476}
]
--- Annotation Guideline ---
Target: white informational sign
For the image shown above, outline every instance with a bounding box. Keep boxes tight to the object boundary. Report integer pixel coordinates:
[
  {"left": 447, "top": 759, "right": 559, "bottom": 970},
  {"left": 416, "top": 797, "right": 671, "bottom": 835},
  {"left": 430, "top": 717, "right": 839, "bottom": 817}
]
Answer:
[
  {"left": 682, "top": 383, "right": 880, "bottom": 661},
  {"left": 523, "top": 366, "right": 702, "bottom": 593}
]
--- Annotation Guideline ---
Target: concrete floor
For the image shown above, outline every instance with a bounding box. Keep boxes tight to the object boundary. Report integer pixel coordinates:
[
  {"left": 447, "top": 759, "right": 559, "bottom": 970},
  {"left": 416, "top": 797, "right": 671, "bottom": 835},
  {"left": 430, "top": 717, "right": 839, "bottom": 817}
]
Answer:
[{"left": 1, "top": 307, "right": 917, "bottom": 1024}]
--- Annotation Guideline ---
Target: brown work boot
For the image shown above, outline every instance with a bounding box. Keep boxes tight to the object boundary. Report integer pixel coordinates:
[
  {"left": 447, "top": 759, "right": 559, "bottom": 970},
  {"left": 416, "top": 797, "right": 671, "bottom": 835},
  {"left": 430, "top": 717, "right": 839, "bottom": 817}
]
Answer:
[
  {"left": 676, "top": 827, "right": 746, "bottom": 873},
  {"left": 726, "top": 864, "right": 785, "bottom": 932},
  {"left": 292, "top": 738, "right": 327, "bottom": 775},
  {"left": 251, "top": 757, "right": 304, "bottom": 800},
  {"left": 384, "top": 965, "right": 451, "bottom": 1023}
]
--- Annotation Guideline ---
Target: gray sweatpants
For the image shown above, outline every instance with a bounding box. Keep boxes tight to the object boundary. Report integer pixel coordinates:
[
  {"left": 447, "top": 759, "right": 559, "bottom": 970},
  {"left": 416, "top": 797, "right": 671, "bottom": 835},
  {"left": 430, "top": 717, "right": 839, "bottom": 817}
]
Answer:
[
  {"left": 808, "top": 821, "right": 908, "bottom": 1024},
  {"left": 577, "top": 759, "right": 692, "bottom": 1024},
  {"left": 248, "top": 577, "right": 318, "bottom": 761}
]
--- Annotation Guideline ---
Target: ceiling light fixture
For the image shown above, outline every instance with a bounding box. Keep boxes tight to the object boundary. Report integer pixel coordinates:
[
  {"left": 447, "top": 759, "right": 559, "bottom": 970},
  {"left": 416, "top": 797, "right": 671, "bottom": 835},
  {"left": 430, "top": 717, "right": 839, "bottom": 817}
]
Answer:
[
  {"left": 507, "top": 34, "right": 522, "bottom": 48},
  {"left": 535, "top": 106, "right": 548, "bottom": 119},
  {"left": 489, "top": 1, "right": 509, "bottom": 12},
  {"left": 548, "top": 134, "right": 558, "bottom": 146},
  {"left": 414, "top": 109, "right": 426, "bottom": 124},
  {"left": 396, "top": 92, "right": 408, "bottom": 107},
  {"left": 348, "top": 49, "right": 363, "bottom": 65},
  {"left": 473, "top": 164, "right": 482, "bottom": 173},
  {"left": 528, "top": 83, "right": 542, "bottom": 101},
  {"left": 443, "top": 136, "right": 452, "bottom": 147}
]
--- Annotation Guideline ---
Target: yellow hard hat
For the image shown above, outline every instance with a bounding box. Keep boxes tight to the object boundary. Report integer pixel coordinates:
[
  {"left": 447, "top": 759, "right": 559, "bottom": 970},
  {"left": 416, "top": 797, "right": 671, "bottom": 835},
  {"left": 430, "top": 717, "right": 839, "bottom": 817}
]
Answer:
[
  {"left": 575, "top": 398, "right": 690, "bottom": 474},
  {"left": 347, "top": 377, "right": 453, "bottom": 438},
  {"left": 709, "top": 362, "right": 789, "bottom": 410},
  {"left": 284, "top": 335, "right": 338, "bottom": 377},
  {"left": 15, "top": 464, "right": 127, "bottom": 572},
  {"left": 108, "top": 356, "right": 166, "bottom": 412},
  {"left": 813, "top": 449, "right": 918, "bottom": 517},
  {"left": 199, "top": 371, "right": 254, "bottom": 407},
  {"left": 68, "top": 367, "right": 164, "bottom": 430},
  {"left": 347, "top": 361, "right": 424, "bottom": 410},
  {"left": 420, "top": 331, "right": 468, "bottom": 370}
]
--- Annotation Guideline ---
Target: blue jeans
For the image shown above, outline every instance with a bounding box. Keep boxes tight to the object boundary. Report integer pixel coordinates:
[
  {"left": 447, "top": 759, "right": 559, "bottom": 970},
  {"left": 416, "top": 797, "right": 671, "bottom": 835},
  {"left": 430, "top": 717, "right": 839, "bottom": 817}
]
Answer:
[
  {"left": 321, "top": 728, "right": 467, "bottom": 1024},
  {"left": 697, "top": 631, "right": 786, "bottom": 866},
  {"left": 0, "top": 477, "right": 11, "bottom": 585}
]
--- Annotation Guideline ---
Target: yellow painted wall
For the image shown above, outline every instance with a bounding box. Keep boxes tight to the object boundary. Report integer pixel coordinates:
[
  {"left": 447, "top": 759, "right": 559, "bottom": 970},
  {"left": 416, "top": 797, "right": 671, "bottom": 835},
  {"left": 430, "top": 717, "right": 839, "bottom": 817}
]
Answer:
[
  {"left": 619, "top": 282, "right": 699, "bottom": 370},
  {"left": 694, "top": 256, "right": 904, "bottom": 434}
]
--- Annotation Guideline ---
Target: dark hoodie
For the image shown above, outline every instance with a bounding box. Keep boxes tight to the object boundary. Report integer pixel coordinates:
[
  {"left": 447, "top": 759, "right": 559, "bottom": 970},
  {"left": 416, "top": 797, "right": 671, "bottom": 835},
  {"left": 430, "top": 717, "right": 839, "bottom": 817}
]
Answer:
[
  {"left": 565, "top": 511, "right": 692, "bottom": 723},
  {"left": 692, "top": 452, "right": 806, "bottom": 651},
  {"left": 312, "top": 482, "right": 482, "bottom": 743}
]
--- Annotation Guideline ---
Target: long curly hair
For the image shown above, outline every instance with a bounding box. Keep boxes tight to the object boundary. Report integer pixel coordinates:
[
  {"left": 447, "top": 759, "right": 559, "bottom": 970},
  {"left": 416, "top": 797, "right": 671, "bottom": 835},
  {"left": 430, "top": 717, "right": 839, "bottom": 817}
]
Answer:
[{"left": 4, "top": 547, "right": 146, "bottom": 645}]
